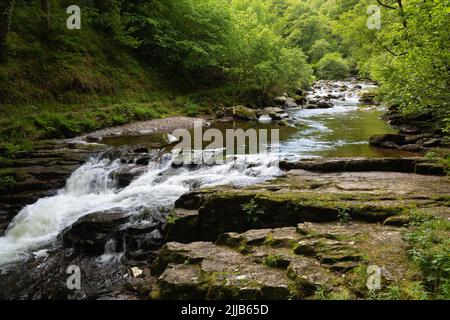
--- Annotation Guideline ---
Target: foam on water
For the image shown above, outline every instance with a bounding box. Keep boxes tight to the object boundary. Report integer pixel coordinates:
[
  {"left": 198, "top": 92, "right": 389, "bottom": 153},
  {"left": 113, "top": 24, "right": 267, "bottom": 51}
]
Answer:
[{"left": 0, "top": 153, "right": 282, "bottom": 266}]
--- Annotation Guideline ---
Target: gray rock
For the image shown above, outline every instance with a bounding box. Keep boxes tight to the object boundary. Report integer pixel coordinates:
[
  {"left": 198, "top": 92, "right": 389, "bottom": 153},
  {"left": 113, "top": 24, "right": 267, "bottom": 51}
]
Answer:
[
  {"left": 369, "top": 134, "right": 406, "bottom": 147},
  {"left": 284, "top": 97, "right": 298, "bottom": 109},
  {"left": 273, "top": 96, "right": 287, "bottom": 105},
  {"left": 61, "top": 208, "right": 130, "bottom": 255},
  {"left": 399, "top": 144, "right": 424, "bottom": 152}
]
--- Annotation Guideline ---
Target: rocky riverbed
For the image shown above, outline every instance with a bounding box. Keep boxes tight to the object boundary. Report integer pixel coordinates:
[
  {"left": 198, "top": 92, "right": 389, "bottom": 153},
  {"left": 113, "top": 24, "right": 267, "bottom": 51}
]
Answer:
[{"left": 0, "top": 80, "right": 448, "bottom": 300}]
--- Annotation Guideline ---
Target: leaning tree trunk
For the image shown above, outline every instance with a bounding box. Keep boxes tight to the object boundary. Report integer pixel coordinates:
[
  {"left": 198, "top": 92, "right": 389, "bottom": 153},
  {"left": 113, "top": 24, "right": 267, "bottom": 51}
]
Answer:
[
  {"left": 0, "top": 0, "right": 14, "bottom": 61},
  {"left": 40, "top": 0, "right": 50, "bottom": 39}
]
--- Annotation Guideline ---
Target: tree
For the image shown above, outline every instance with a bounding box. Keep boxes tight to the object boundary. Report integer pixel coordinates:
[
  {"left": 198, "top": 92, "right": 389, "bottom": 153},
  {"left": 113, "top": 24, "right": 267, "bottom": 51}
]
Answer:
[
  {"left": 315, "top": 52, "right": 349, "bottom": 80},
  {"left": 0, "top": 0, "right": 14, "bottom": 61},
  {"left": 40, "top": 0, "right": 50, "bottom": 38},
  {"left": 308, "top": 39, "right": 333, "bottom": 63}
]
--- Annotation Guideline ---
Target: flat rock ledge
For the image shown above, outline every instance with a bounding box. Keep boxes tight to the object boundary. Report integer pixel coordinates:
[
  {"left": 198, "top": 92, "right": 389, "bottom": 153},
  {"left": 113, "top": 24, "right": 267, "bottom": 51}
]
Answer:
[
  {"left": 149, "top": 168, "right": 449, "bottom": 300},
  {"left": 279, "top": 157, "right": 446, "bottom": 176},
  {"left": 165, "top": 170, "right": 449, "bottom": 243},
  {"left": 151, "top": 222, "right": 414, "bottom": 300}
]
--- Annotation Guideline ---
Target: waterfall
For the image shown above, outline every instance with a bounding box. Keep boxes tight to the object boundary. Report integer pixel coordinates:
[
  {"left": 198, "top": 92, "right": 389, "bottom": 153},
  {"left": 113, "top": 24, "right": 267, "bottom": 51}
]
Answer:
[{"left": 0, "top": 153, "right": 282, "bottom": 266}]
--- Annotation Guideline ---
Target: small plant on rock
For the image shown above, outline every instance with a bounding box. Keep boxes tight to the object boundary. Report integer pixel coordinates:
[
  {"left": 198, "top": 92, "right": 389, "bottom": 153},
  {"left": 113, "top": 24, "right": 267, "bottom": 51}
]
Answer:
[
  {"left": 264, "top": 255, "right": 289, "bottom": 269},
  {"left": 337, "top": 207, "right": 351, "bottom": 224},
  {"left": 241, "top": 199, "right": 265, "bottom": 224}
]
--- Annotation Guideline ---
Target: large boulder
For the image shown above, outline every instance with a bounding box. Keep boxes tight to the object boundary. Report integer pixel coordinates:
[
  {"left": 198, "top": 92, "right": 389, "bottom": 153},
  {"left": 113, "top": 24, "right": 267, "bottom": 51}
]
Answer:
[
  {"left": 358, "top": 91, "right": 376, "bottom": 104},
  {"left": 111, "top": 165, "right": 147, "bottom": 188},
  {"left": 303, "top": 101, "right": 333, "bottom": 109},
  {"left": 263, "top": 107, "right": 289, "bottom": 120},
  {"left": 273, "top": 96, "right": 287, "bottom": 105},
  {"left": 369, "top": 134, "right": 406, "bottom": 147},
  {"left": 317, "top": 101, "right": 333, "bottom": 109},
  {"left": 230, "top": 105, "right": 258, "bottom": 121},
  {"left": 284, "top": 97, "right": 298, "bottom": 109},
  {"left": 61, "top": 209, "right": 130, "bottom": 255}
]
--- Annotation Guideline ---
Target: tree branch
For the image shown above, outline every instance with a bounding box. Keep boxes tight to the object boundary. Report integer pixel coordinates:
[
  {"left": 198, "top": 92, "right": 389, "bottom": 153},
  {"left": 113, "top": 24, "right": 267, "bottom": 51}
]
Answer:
[
  {"left": 376, "top": 0, "right": 397, "bottom": 10},
  {"left": 396, "top": 0, "right": 408, "bottom": 28}
]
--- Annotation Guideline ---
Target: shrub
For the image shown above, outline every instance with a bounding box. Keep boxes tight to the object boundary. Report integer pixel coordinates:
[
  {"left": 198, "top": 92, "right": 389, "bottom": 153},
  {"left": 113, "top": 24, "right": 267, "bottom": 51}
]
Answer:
[
  {"left": 406, "top": 217, "right": 450, "bottom": 299},
  {"left": 184, "top": 102, "right": 200, "bottom": 117},
  {"left": 315, "top": 52, "right": 349, "bottom": 80}
]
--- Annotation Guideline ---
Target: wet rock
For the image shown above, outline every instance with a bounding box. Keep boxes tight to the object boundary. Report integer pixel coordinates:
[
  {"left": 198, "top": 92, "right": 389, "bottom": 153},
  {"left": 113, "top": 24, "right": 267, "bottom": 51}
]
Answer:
[
  {"left": 398, "top": 125, "right": 421, "bottom": 134},
  {"left": 112, "top": 165, "right": 147, "bottom": 188},
  {"left": 399, "top": 144, "right": 424, "bottom": 152},
  {"left": 135, "top": 157, "right": 151, "bottom": 166},
  {"left": 304, "top": 104, "right": 319, "bottom": 109},
  {"left": 61, "top": 208, "right": 130, "bottom": 255},
  {"left": 404, "top": 133, "right": 434, "bottom": 144},
  {"left": 124, "top": 223, "right": 164, "bottom": 263},
  {"left": 276, "top": 120, "right": 290, "bottom": 127},
  {"left": 284, "top": 97, "right": 298, "bottom": 109},
  {"left": 317, "top": 101, "right": 333, "bottom": 109},
  {"left": 304, "top": 101, "right": 333, "bottom": 109},
  {"left": 369, "top": 134, "right": 406, "bottom": 147},
  {"left": 380, "top": 141, "right": 400, "bottom": 149},
  {"left": 263, "top": 107, "right": 289, "bottom": 120},
  {"left": 421, "top": 138, "right": 441, "bottom": 148},
  {"left": 133, "top": 146, "right": 149, "bottom": 153}
]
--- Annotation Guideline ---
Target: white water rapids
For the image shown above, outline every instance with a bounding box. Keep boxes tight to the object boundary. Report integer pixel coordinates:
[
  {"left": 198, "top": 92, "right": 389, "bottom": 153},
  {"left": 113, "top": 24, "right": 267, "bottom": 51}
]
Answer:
[{"left": 0, "top": 154, "right": 282, "bottom": 266}]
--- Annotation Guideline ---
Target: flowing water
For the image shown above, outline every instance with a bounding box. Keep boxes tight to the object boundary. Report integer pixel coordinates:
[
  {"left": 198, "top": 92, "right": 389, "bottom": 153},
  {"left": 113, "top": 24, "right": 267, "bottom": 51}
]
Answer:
[{"left": 0, "top": 80, "right": 408, "bottom": 268}]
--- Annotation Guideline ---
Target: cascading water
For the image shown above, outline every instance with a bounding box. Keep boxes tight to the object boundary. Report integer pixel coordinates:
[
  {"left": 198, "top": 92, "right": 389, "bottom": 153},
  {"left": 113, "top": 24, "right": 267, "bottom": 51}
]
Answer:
[
  {"left": 0, "top": 152, "right": 282, "bottom": 266},
  {"left": 0, "top": 80, "right": 394, "bottom": 268}
]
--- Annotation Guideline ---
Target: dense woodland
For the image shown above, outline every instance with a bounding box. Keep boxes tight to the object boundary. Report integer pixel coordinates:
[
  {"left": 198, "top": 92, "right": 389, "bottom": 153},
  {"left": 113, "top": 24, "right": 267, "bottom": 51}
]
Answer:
[{"left": 0, "top": 0, "right": 449, "bottom": 145}]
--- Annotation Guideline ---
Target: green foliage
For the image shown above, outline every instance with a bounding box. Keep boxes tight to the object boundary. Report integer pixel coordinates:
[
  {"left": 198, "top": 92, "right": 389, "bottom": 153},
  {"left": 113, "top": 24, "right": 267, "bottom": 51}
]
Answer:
[
  {"left": 264, "top": 255, "right": 289, "bottom": 269},
  {"left": 309, "top": 39, "right": 333, "bottom": 63},
  {"left": 0, "top": 175, "right": 15, "bottom": 193},
  {"left": 424, "top": 151, "right": 450, "bottom": 175},
  {"left": 406, "top": 217, "right": 450, "bottom": 299},
  {"left": 0, "top": 102, "right": 166, "bottom": 143},
  {"left": 338, "top": 0, "right": 450, "bottom": 125},
  {"left": 0, "top": 142, "right": 32, "bottom": 159},
  {"left": 166, "top": 213, "right": 180, "bottom": 225},
  {"left": 241, "top": 199, "right": 265, "bottom": 224},
  {"left": 184, "top": 102, "right": 200, "bottom": 117},
  {"left": 337, "top": 207, "right": 351, "bottom": 223},
  {"left": 315, "top": 52, "right": 349, "bottom": 80}
]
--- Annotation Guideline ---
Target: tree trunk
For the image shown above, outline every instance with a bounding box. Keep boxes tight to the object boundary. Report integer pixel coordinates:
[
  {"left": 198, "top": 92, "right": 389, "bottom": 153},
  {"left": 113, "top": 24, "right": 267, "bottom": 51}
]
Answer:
[
  {"left": 0, "top": 0, "right": 14, "bottom": 61},
  {"left": 40, "top": 0, "right": 50, "bottom": 39}
]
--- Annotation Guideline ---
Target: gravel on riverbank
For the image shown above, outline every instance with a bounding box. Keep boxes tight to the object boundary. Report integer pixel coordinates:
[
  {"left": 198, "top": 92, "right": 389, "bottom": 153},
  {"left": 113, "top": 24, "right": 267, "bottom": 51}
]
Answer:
[{"left": 70, "top": 116, "right": 208, "bottom": 142}]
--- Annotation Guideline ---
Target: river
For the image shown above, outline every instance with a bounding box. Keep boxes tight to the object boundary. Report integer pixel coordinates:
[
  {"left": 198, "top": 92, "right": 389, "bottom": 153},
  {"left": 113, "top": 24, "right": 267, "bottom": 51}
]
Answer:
[{"left": 0, "top": 80, "right": 406, "bottom": 270}]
